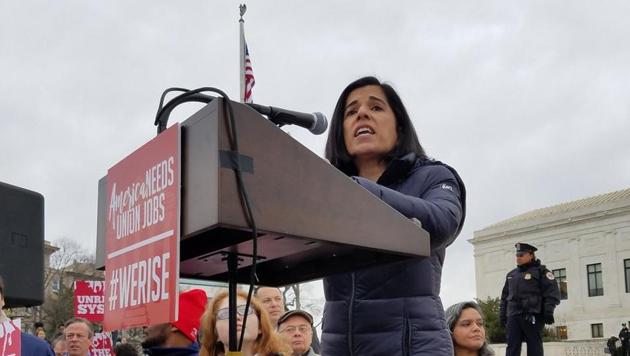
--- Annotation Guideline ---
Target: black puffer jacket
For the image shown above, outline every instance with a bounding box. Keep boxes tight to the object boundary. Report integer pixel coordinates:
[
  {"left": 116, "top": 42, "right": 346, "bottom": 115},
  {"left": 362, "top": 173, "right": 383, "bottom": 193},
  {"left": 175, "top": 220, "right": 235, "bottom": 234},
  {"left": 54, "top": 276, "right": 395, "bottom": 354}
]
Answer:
[
  {"left": 322, "top": 154, "right": 466, "bottom": 356},
  {"left": 499, "top": 259, "right": 560, "bottom": 323}
]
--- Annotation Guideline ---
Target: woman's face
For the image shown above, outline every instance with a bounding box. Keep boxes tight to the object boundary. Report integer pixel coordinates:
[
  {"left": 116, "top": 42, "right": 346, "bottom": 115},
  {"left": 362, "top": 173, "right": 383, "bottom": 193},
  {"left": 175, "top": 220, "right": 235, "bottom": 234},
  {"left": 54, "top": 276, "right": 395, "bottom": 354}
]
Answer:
[
  {"left": 215, "top": 296, "right": 260, "bottom": 347},
  {"left": 452, "top": 307, "right": 486, "bottom": 352},
  {"left": 516, "top": 251, "right": 534, "bottom": 266},
  {"left": 342, "top": 85, "right": 398, "bottom": 163},
  {"left": 37, "top": 329, "right": 46, "bottom": 339}
]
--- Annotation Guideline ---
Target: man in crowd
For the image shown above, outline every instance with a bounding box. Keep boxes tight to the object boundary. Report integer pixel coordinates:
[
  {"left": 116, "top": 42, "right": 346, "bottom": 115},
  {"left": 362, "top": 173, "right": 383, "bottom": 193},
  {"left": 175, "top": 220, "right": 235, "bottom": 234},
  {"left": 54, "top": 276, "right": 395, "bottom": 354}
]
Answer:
[
  {"left": 278, "top": 310, "right": 319, "bottom": 356},
  {"left": 620, "top": 323, "right": 630, "bottom": 356},
  {"left": 255, "top": 286, "right": 285, "bottom": 328},
  {"left": 52, "top": 336, "right": 68, "bottom": 356},
  {"left": 500, "top": 243, "right": 560, "bottom": 356},
  {"left": 0, "top": 275, "right": 54, "bottom": 356},
  {"left": 256, "top": 286, "right": 321, "bottom": 352},
  {"left": 53, "top": 323, "right": 65, "bottom": 339},
  {"left": 142, "top": 289, "right": 208, "bottom": 356},
  {"left": 64, "top": 318, "right": 94, "bottom": 356}
]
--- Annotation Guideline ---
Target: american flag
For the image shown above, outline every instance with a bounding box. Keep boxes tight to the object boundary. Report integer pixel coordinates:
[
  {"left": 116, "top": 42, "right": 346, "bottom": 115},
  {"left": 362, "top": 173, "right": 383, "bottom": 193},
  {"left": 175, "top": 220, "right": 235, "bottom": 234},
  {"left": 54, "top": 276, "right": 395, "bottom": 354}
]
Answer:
[{"left": 243, "top": 42, "right": 255, "bottom": 103}]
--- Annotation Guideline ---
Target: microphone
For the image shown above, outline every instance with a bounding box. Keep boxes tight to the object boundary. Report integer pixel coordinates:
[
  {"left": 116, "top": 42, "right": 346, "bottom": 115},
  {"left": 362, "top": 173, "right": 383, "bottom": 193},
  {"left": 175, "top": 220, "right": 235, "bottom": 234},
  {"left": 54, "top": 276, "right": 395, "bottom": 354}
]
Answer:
[{"left": 246, "top": 103, "right": 328, "bottom": 135}]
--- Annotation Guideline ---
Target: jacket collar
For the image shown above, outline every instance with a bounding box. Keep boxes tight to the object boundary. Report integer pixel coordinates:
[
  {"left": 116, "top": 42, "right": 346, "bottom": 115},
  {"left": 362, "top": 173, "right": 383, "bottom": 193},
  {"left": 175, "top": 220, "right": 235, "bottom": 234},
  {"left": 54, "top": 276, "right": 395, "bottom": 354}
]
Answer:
[
  {"left": 377, "top": 153, "right": 418, "bottom": 187},
  {"left": 518, "top": 259, "right": 541, "bottom": 271}
]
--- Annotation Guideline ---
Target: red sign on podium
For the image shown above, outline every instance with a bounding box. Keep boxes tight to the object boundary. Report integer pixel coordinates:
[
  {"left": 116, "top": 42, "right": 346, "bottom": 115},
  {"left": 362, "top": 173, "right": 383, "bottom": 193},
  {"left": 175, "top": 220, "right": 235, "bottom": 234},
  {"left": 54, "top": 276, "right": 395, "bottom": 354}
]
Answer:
[{"left": 104, "top": 124, "right": 180, "bottom": 331}]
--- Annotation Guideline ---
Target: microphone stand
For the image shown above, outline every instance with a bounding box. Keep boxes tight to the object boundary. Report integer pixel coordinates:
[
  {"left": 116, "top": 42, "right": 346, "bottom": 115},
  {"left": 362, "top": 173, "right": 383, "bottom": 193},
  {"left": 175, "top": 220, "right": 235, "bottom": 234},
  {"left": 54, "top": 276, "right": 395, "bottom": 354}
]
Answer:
[{"left": 224, "top": 252, "right": 243, "bottom": 356}]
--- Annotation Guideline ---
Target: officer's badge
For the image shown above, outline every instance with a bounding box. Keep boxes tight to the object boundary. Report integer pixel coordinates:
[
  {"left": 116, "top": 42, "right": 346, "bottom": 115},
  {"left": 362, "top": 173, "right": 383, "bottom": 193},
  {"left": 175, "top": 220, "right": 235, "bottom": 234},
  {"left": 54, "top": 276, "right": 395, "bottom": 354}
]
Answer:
[
  {"left": 524, "top": 273, "right": 531, "bottom": 280},
  {"left": 546, "top": 271, "right": 555, "bottom": 280}
]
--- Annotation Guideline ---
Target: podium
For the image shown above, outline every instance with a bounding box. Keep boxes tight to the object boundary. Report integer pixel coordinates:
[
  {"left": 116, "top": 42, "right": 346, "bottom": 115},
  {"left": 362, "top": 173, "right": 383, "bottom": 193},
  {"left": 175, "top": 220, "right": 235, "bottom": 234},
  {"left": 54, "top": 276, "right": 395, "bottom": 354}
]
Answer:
[{"left": 95, "top": 98, "right": 430, "bottom": 285}]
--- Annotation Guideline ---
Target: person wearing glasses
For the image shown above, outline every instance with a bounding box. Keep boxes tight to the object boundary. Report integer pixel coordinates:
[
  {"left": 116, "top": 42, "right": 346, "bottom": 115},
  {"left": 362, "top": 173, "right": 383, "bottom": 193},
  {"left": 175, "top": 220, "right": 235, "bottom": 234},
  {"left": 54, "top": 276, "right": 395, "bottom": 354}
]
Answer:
[
  {"left": 51, "top": 336, "right": 67, "bottom": 356},
  {"left": 277, "top": 310, "right": 319, "bottom": 356},
  {"left": 64, "top": 318, "right": 93, "bottom": 356},
  {"left": 200, "top": 290, "right": 290, "bottom": 356},
  {"left": 500, "top": 243, "right": 560, "bottom": 356}
]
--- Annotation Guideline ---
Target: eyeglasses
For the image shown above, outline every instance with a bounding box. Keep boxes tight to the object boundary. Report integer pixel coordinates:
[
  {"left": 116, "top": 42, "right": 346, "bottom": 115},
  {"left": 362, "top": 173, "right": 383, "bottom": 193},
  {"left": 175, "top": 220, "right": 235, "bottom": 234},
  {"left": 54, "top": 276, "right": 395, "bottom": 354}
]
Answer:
[
  {"left": 280, "top": 325, "right": 311, "bottom": 334},
  {"left": 216, "top": 305, "right": 255, "bottom": 320}
]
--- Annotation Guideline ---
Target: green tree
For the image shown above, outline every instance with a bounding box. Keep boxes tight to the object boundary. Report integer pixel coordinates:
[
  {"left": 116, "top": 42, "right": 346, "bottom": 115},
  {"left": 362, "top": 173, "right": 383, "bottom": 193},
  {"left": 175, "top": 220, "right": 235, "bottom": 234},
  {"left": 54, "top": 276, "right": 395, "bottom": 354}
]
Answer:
[
  {"left": 476, "top": 297, "right": 560, "bottom": 343},
  {"left": 476, "top": 296, "right": 506, "bottom": 343},
  {"left": 543, "top": 326, "right": 560, "bottom": 342}
]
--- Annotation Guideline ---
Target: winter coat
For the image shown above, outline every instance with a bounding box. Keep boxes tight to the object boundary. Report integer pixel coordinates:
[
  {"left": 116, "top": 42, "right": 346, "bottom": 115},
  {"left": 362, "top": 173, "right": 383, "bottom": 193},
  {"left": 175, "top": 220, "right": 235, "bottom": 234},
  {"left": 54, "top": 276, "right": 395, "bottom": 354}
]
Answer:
[
  {"left": 21, "top": 332, "right": 55, "bottom": 356},
  {"left": 322, "top": 153, "right": 466, "bottom": 356},
  {"left": 499, "top": 259, "right": 560, "bottom": 324},
  {"left": 145, "top": 342, "right": 201, "bottom": 356}
]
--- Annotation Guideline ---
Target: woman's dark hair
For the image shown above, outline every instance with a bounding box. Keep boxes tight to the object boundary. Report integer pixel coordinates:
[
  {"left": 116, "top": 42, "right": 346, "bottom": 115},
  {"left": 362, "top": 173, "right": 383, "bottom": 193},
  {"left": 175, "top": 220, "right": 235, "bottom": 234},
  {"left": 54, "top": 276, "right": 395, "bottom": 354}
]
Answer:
[
  {"left": 324, "top": 76, "right": 427, "bottom": 176},
  {"left": 445, "top": 301, "right": 495, "bottom": 356}
]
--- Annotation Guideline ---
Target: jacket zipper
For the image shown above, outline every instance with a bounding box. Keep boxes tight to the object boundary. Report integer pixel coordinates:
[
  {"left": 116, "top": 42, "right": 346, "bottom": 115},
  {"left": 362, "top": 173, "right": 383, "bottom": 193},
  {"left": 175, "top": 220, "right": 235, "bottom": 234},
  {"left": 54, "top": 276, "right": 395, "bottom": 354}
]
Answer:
[{"left": 348, "top": 272, "right": 355, "bottom": 356}]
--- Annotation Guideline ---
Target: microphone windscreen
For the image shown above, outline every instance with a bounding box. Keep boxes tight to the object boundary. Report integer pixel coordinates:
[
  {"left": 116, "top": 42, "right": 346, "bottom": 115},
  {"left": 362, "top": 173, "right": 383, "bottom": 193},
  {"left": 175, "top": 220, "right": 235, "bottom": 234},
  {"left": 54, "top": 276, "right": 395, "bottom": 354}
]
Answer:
[{"left": 311, "top": 112, "right": 328, "bottom": 135}]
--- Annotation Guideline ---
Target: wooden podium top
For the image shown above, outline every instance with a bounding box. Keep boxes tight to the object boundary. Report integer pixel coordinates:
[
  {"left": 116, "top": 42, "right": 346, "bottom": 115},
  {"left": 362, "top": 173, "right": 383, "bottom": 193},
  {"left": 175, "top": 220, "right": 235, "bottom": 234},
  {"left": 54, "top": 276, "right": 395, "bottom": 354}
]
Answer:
[{"left": 96, "top": 99, "right": 429, "bottom": 285}]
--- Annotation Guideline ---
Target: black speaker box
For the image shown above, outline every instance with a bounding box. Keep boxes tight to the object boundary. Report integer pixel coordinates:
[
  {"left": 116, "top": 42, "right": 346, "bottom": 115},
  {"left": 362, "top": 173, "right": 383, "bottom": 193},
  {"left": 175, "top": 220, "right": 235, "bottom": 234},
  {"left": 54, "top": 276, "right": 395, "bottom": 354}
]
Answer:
[{"left": 0, "top": 181, "right": 44, "bottom": 307}]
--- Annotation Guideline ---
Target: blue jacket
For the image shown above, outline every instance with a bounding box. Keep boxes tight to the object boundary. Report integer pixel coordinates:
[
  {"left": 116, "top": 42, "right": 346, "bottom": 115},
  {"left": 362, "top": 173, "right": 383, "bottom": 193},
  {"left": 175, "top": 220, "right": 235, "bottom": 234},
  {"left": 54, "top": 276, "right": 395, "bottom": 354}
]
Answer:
[
  {"left": 322, "top": 154, "right": 466, "bottom": 356},
  {"left": 145, "top": 343, "right": 200, "bottom": 356},
  {"left": 21, "top": 332, "right": 54, "bottom": 356}
]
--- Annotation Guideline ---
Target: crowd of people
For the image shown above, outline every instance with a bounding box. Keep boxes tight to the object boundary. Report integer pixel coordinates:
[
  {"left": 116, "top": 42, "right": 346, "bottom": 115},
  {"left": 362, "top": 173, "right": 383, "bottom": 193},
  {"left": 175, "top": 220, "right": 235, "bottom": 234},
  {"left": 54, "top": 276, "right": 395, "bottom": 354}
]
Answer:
[
  {"left": 1, "top": 277, "right": 499, "bottom": 356},
  {"left": 1, "top": 76, "right": 572, "bottom": 355}
]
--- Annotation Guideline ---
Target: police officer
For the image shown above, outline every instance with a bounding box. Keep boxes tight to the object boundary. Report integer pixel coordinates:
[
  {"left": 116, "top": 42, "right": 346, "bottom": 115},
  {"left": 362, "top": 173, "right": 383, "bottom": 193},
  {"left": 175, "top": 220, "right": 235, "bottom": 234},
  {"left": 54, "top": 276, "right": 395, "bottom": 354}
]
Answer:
[
  {"left": 619, "top": 323, "right": 630, "bottom": 356},
  {"left": 500, "top": 243, "right": 560, "bottom": 356}
]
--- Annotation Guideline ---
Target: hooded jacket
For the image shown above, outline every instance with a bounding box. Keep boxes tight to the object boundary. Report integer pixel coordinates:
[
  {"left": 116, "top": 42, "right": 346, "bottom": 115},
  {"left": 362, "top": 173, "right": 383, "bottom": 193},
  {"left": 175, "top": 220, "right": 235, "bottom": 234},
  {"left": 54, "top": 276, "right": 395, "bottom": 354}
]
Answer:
[{"left": 322, "top": 153, "right": 466, "bottom": 356}]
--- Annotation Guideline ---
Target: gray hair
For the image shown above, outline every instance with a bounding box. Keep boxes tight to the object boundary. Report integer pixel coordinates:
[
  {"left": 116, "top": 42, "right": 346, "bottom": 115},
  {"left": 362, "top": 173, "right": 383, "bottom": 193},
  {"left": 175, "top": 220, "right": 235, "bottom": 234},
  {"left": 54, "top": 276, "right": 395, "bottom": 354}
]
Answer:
[
  {"left": 51, "top": 336, "right": 66, "bottom": 349},
  {"left": 445, "top": 301, "right": 495, "bottom": 356}
]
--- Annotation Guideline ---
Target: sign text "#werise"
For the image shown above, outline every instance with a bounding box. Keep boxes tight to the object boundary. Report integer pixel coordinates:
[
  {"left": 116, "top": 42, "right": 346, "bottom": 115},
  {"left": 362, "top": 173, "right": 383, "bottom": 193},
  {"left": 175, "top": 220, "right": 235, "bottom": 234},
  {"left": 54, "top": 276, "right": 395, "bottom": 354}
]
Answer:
[
  {"left": 108, "top": 253, "right": 170, "bottom": 311},
  {"left": 107, "top": 157, "right": 175, "bottom": 239}
]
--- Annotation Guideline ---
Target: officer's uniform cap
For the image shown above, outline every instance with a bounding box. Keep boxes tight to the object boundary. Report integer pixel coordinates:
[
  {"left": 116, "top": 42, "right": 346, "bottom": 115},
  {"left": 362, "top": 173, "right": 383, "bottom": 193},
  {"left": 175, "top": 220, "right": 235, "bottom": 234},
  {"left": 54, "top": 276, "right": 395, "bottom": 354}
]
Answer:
[{"left": 515, "top": 242, "right": 537, "bottom": 253}]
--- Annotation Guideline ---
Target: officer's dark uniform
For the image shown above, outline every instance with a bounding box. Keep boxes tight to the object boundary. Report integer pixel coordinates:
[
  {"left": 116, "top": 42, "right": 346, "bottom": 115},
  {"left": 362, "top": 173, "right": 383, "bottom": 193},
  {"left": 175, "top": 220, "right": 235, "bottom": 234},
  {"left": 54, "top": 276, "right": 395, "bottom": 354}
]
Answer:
[
  {"left": 620, "top": 324, "right": 630, "bottom": 356},
  {"left": 500, "top": 243, "right": 560, "bottom": 356}
]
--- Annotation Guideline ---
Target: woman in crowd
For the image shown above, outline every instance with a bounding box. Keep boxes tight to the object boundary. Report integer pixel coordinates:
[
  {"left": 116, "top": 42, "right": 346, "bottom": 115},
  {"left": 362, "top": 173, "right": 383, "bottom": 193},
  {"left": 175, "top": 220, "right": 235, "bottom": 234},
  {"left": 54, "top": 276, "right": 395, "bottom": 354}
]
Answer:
[
  {"left": 200, "top": 290, "right": 290, "bottom": 356},
  {"left": 36, "top": 328, "right": 48, "bottom": 341},
  {"left": 322, "top": 76, "right": 466, "bottom": 355},
  {"left": 445, "top": 301, "right": 494, "bottom": 356}
]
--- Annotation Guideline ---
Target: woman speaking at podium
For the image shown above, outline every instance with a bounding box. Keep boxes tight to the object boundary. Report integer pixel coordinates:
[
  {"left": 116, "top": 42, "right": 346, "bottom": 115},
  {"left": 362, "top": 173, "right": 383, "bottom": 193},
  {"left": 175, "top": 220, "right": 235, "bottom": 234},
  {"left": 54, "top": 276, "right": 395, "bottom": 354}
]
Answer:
[{"left": 322, "top": 76, "right": 466, "bottom": 356}]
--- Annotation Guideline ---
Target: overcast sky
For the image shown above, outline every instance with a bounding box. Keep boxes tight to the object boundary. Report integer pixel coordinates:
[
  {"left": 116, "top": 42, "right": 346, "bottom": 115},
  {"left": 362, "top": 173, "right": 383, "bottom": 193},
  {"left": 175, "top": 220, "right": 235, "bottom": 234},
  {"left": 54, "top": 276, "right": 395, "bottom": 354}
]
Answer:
[{"left": 2, "top": 1, "right": 630, "bottom": 311}]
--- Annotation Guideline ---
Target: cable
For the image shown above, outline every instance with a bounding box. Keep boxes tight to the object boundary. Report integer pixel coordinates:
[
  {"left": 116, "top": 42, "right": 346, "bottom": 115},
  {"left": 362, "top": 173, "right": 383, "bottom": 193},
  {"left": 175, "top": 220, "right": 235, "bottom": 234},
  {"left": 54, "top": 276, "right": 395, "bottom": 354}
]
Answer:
[
  {"left": 154, "top": 88, "right": 216, "bottom": 134},
  {"left": 154, "top": 87, "right": 259, "bottom": 352}
]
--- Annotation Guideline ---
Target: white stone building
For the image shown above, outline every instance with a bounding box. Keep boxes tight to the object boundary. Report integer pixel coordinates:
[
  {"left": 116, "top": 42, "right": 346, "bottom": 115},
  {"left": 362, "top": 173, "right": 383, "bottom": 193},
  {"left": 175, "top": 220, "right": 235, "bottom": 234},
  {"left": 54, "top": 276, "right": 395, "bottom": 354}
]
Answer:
[{"left": 470, "top": 188, "right": 630, "bottom": 341}]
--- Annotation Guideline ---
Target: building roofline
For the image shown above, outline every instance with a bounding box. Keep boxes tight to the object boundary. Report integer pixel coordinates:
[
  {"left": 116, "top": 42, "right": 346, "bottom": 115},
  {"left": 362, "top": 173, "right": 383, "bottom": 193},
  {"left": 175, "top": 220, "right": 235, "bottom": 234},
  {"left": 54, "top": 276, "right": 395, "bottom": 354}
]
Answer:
[{"left": 471, "top": 187, "right": 630, "bottom": 242}]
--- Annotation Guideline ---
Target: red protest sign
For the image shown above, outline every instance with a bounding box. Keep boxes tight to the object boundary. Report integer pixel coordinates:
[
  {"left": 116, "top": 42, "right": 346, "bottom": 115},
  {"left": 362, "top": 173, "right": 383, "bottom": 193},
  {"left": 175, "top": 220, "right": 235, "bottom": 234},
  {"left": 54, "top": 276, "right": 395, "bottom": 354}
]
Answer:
[
  {"left": 74, "top": 280, "right": 105, "bottom": 322},
  {"left": 0, "top": 318, "right": 21, "bottom": 356},
  {"left": 104, "top": 124, "right": 180, "bottom": 331},
  {"left": 89, "top": 332, "right": 114, "bottom": 356}
]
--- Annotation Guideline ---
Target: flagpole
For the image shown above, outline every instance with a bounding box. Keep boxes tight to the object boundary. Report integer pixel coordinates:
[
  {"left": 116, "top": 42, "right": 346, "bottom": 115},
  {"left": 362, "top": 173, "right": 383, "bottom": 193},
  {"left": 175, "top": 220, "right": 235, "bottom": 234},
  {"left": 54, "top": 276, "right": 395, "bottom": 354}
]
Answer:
[{"left": 239, "top": 4, "right": 246, "bottom": 103}]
